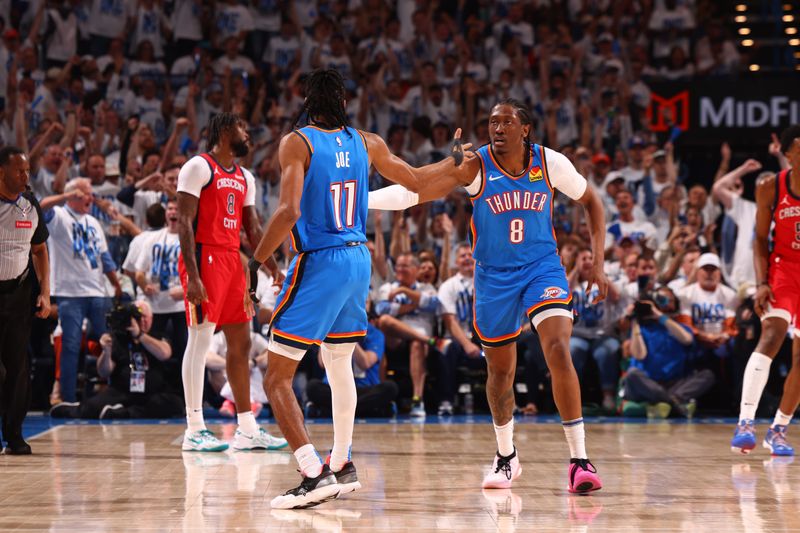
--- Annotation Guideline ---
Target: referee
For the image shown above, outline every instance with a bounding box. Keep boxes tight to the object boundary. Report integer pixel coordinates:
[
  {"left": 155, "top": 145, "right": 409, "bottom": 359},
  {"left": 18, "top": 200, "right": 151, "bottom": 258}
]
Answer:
[{"left": 0, "top": 146, "right": 50, "bottom": 455}]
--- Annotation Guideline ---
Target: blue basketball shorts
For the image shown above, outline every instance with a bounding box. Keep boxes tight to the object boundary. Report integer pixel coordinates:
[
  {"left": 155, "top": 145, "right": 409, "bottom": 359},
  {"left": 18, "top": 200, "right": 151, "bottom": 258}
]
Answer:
[
  {"left": 473, "top": 253, "right": 573, "bottom": 347},
  {"left": 269, "top": 244, "right": 370, "bottom": 352}
]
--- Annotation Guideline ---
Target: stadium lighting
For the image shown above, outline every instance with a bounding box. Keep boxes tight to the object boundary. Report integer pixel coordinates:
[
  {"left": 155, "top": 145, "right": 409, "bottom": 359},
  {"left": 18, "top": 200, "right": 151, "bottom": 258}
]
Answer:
[
  {"left": 785, "top": 4, "right": 793, "bottom": 11},
  {"left": 736, "top": 4, "right": 747, "bottom": 11},
  {"left": 790, "top": 38, "right": 800, "bottom": 46},
  {"left": 741, "top": 39, "right": 754, "bottom": 46},
  {"left": 749, "top": 64, "right": 760, "bottom": 72},
  {"left": 784, "top": 15, "right": 795, "bottom": 22},
  {"left": 735, "top": 15, "right": 747, "bottom": 22},
  {"left": 786, "top": 27, "right": 798, "bottom": 34},
  {"left": 738, "top": 27, "right": 751, "bottom": 35}
]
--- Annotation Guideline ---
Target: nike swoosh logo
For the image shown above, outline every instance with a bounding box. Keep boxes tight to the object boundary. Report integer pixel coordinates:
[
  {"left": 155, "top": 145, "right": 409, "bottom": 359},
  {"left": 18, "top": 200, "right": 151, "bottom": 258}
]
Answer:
[{"left": 488, "top": 175, "right": 503, "bottom": 181}]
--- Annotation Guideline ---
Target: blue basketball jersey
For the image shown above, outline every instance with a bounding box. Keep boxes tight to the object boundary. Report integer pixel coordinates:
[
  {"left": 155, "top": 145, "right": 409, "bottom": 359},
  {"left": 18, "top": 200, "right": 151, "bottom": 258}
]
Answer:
[
  {"left": 290, "top": 125, "right": 369, "bottom": 252},
  {"left": 469, "top": 143, "right": 558, "bottom": 268}
]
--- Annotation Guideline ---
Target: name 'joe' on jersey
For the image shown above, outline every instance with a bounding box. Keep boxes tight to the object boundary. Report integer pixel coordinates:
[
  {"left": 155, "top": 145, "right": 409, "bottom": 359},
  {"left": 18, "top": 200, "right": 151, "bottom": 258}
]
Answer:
[
  {"left": 469, "top": 143, "right": 558, "bottom": 267},
  {"left": 290, "top": 125, "right": 370, "bottom": 252}
]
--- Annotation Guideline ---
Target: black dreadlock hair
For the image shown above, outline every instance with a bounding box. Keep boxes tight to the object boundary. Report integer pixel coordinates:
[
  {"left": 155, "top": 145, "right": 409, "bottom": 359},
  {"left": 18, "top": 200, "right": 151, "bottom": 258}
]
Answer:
[
  {"left": 207, "top": 112, "right": 242, "bottom": 150},
  {"left": 494, "top": 98, "right": 533, "bottom": 169},
  {"left": 780, "top": 124, "right": 800, "bottom": 155},
  {"left": 295, "top": 68, "right": 352, "bottom": 136}
]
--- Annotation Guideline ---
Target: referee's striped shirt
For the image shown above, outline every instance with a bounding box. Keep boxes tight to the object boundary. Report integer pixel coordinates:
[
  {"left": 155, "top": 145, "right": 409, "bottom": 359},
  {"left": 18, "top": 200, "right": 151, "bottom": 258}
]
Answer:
[{"left": 0, "top": 190, "right": 48, "bottom": 281}]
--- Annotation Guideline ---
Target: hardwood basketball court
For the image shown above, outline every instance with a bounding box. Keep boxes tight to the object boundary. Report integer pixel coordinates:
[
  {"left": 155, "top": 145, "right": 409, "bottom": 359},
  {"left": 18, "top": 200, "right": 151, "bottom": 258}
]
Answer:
[{"left": 1, "top": 417, "right": 798, "bottom": 532}]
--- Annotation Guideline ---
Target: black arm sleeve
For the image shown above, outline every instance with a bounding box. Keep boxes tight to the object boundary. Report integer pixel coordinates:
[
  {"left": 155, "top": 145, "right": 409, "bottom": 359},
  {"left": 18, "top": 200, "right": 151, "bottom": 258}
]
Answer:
[{"left": 25, "top": 192, "right": 49, "bottom": 245}]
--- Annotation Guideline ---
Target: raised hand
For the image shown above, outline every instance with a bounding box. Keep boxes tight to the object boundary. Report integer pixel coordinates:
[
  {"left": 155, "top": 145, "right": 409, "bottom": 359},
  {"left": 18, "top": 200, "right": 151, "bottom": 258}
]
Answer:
[{"left": 742, "top": 158, "right": 762, "bottom": 174}]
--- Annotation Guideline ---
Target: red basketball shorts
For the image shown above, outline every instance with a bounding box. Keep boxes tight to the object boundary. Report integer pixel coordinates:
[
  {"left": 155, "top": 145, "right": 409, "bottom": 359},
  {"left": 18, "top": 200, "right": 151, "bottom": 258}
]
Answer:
[{"left": 179, "top": 245, "right": 248, "bottom": 327}]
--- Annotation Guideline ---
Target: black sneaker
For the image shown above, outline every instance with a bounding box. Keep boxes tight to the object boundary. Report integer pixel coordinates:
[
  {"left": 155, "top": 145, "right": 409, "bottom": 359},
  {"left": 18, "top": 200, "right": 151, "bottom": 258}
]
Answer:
[
  {"left": 270, "top": 464, "right": 341, "bottom": 509},
  {"left": 4, "top": 438, "right": 32, "bottom": 455},
  {"left": 331, "top": 461, "right": 362, "bottom": 495}
]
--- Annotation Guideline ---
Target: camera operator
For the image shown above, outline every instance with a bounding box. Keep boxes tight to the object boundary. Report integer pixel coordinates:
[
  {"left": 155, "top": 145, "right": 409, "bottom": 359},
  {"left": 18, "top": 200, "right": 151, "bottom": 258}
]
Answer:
[
  {"left": 624, "top": 286, "right": 715, "bottom": 417},
  {"left": 50, "top": 301, "right": 184, "bottom": 419}
]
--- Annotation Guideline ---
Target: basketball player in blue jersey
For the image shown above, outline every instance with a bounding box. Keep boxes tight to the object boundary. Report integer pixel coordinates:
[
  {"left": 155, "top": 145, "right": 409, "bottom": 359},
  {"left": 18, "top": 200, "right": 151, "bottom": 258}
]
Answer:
[
  {"left": 247, "top": 69, "right": 472, "bottom": 509},
  {"left": 369, "top": 99, "right": 608, "bottom": 493}
]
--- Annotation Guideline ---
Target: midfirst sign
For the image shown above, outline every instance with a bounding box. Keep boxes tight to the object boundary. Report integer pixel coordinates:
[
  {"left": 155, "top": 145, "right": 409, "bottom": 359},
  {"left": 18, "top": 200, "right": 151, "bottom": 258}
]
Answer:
[{"left": 647, "top": 78, "right": 800, "bottom": 144}]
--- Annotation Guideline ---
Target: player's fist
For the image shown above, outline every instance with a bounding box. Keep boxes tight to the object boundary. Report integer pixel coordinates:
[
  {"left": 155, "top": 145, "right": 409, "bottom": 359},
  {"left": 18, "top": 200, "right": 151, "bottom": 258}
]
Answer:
[
  {"left": 742, "top": 159, "right": 762, "bottom": 173},
  {"left": 753, "top": 284, "right": 774, "bottom": 317},
  {"left": 186, "top": 277, "right": 208, "bottom": 306}
]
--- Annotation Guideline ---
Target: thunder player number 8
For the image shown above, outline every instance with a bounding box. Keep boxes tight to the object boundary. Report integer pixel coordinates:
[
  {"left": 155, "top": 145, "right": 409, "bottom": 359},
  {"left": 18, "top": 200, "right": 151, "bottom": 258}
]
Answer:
[{"left": 510, "top": 218, "right": 525, "bottom": 244}]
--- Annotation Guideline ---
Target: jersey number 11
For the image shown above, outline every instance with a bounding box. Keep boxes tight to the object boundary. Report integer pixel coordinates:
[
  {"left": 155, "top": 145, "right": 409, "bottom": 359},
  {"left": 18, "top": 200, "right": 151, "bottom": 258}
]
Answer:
[{"left": 330, "top": 181, "right": 357, "bottom": 230}]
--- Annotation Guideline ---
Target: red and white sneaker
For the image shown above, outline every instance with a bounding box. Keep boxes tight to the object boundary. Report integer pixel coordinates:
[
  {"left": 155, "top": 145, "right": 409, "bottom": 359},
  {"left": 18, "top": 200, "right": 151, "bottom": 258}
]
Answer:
[
  {"left": 567, "top": 458, "right": 602, "bottom": 494},
  {"left": 482, "top": 449, "right": 522, "bottom": 489},
  {"left": 219, "top": 399, "right": 236, "bottom": 418}
]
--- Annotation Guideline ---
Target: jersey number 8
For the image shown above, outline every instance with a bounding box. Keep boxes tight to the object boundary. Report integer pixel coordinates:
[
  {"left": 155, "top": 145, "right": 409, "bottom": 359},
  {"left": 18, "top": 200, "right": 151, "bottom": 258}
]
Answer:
[
  {"left": 330, "top": 181, "right": 357, "bottom": 230},
  {"left": 510, "top": 218, "right": 525, "bottom": 243},
  {"left": 226, "top": 193, "right": 235, "bottom": 215}
]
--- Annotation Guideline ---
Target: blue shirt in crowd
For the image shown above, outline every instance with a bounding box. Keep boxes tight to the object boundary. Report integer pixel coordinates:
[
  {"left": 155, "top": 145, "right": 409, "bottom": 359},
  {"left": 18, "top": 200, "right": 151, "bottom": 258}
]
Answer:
[
  {"left": 324, "top": 324, "right": 384, "bottom": 388},
  {"left": 629, "top": 320, "right": 694, "bottom": 382}
]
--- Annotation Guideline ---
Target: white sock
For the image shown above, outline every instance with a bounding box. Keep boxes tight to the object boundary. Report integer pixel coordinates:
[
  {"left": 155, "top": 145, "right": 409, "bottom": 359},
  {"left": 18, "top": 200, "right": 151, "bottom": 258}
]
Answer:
[
  {"left": 294, "top": 443, "right": 323, "bottom": 478},
  {"left": 322, "top": 342, "right": 357, "bottom": 471},
  {"left": 183, "top": 324, "right": 215, "bottom": 432},
  {"left": 773, "top": 410, "right": 793, "bottom": 428},
  {"left": 740, "top": 352, "right": 773, "bottom": 421},
  {"left": 186, "top": 408, "right": 205, "bottom": 433},
  {"left": 237, "top": 411, "right": 259, "bottom": 435},
  {"left": 493, "top": 419, "right": 515, "bottom": 457},
  {"left": 563, "top": 418, "right": 587, "bottom": 459}
]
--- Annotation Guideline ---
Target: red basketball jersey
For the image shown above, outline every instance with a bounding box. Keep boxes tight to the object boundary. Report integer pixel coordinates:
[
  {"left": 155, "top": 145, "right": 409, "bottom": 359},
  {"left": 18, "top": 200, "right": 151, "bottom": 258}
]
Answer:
[
  {"left": 195, "top": 153, "right": 247, "bottom": 251},
  {"left": 771, "top": 169, "right": 800, "bottom": 262}
]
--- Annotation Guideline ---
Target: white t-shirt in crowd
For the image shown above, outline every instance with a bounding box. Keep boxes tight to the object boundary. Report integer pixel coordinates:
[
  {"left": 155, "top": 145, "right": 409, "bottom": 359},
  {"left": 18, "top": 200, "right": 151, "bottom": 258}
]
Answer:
[
  {"left": 46, "top": 206, "right": 109, "bottom": 298},
  {"left": 213, "top": 55, "right": 256, "bottom": 76},
  {"left": 378, "top": 281, "right": 439, "bottom": 338},
  {"left": 131, "top": 190, "right": 165, "bottom": 230},
  {"left": 31, "top": 166, "right": 57, "bottom": 199},
  {"left": 265, "top": 35, "right": 300, "bottom": 69},
  {"left": 133, "top": 228, "right": 183, "bottom": 314},
  {"left": 678, "top": 282, "right": 739, "bottom": 335},
  {"left": 129, "top": 4, "right": 169, "bottom": 58},
  {"left": 725, "top": 195, "right": 757, "bottom": 290},
  {"left": 215, "top": 3, "right": 254, "bottom": 43},
  {"left": 171, "top": 0, "right": 203, "bottom": 41},
  {"left": 89, "top": 0, "right": 127, "bottom": 38},
  {"left": 438, "top": 272, "right": 474, "bottom": 338},
  {"left": 605, "top": 219, "right": 658, "bottom": 250},
  {"left": 122, "top": 228, "right": 159, "bottom": 274}
]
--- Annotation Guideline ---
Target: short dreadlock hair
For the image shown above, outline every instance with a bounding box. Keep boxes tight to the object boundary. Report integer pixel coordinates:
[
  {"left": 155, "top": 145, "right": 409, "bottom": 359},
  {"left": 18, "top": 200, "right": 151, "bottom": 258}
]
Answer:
[{"left": 207, "top": 112, "right": 242, "bottom": 150}]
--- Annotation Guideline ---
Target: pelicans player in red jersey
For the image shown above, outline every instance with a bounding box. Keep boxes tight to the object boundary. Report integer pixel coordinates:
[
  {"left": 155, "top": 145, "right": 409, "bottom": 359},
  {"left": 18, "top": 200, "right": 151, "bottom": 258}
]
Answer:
[
  {"left": 732, "top": 125, "right": 800, "bottom": 456},
  {"left": 177, "top": 112, "right": 286, "bottom": 452}
]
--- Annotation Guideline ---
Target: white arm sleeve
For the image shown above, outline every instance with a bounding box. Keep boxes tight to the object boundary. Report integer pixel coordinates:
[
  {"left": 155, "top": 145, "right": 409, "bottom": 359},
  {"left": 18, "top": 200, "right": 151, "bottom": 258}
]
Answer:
[
  {"left": 242, "top": 167, "right": 256, "bottom": 207},
  {"left": 544, "top": 147, "right": 588, "bottom": 201},
  {"left": 368, "top": 185, "right": 419, "bottom": 211},
  {"left": 464, "top": 170, "right": 482, "bottom": 196},
  {"left": 177, "top": 156, "right": 213, "bottom": 198}
]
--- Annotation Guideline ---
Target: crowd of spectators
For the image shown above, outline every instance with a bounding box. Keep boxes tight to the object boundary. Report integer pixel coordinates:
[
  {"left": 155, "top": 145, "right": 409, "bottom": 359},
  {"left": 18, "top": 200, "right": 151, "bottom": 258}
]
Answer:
[{"left": 7, "top": 0, "right": 793, "bottom": 419}]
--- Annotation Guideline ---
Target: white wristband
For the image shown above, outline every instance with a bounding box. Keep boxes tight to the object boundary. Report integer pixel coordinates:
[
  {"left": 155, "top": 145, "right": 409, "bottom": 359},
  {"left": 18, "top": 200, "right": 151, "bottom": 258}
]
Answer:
[{"left": 368, "top": 185, "right": 420, "bottom": 211}]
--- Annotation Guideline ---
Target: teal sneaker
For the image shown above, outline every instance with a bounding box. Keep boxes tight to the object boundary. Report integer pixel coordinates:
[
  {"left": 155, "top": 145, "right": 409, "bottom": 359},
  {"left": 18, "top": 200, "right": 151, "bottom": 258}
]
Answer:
[{"left": 182, "top": 429, "right": 229, "bottom": 452}]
